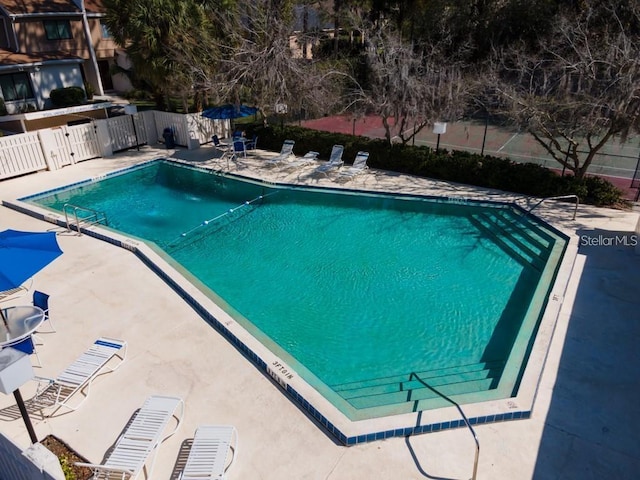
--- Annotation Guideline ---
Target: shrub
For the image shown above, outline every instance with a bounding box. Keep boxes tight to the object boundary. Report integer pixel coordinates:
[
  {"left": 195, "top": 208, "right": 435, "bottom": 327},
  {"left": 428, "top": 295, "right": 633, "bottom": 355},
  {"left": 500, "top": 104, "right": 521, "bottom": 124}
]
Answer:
[
  {"left": 251, "top": 124, "right": 625, "bottom": 208},
  {"left": 50, "top": 86, "right": 86, "bottom": 107},
  {"left": 578, "top": 176, "right": 625, "bottom": 207},
  {"left": 84, "top": 82, "right": 95, "bottom": 100}
]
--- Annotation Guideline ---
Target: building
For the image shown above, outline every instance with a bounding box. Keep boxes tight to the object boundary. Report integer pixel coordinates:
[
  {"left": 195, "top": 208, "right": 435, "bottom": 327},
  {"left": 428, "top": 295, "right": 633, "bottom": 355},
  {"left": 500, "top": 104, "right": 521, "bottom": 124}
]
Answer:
[{"left": 0, "top": 0, "right": 131, "bottom": 133}]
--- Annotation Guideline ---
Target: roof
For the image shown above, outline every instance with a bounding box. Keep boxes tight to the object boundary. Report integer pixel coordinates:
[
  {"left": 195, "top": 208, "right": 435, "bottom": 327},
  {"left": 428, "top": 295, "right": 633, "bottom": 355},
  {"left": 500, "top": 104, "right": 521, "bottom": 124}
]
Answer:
[
  {"left": 0, "top": 0, "right": 81, "bottom": 15},
  {"left": 82, "top": 0, "right": 106, "bottom": 14},
  {"left": 0, "top": 48, "right": 82, "bottom": 67}
]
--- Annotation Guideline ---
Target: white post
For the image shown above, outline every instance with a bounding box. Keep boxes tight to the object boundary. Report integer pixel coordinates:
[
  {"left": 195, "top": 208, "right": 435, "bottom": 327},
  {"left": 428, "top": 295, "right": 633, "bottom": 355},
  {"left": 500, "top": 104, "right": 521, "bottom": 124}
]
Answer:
[
  {"left": 79, "top": 0, "right": 104, "bottom": 96},
  {"left": 141, "top": 111, "right": 158, "bottom": 145},
  {"left": 37, "top": 129, "right": 59, "bottom": 171},
  {"left": 94, "top": 119, "right": 113, "bottom": 157}
]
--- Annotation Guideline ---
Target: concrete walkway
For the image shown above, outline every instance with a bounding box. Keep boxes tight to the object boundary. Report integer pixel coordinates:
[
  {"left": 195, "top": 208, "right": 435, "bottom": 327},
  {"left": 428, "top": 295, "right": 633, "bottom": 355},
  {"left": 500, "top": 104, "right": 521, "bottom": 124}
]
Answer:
[{"left": 1, "top": 144, "right": 639, "bottom": 479}]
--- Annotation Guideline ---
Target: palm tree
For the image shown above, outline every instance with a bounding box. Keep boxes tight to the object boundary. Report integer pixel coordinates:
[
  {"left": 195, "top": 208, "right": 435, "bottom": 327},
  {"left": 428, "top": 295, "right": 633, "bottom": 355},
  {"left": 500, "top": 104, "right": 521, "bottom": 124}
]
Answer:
[{"left": 103, "top": 0, "right": 226, "bottom": 110}]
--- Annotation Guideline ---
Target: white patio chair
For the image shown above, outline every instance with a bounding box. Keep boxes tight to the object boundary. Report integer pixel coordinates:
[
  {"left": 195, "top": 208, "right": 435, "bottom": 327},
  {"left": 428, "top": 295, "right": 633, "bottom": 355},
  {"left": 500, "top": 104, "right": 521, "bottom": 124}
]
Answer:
[
  {"left": 264, "top": 140, "right": 295, "bottom": 166},
  {"left": 180, "top": 425, "right": 238, "bottom": 480},
  {"left": 313, "top": 144, "right": 344, "bottom": 176},
  {"left": 336, "top": 151, "right": 369, "bottom": 181},
  {"left": 30, "top": 337, "right": 127, "bottom": 416},
  {"left": 76, "top": 395, "right": 185, "bottom": 480}
]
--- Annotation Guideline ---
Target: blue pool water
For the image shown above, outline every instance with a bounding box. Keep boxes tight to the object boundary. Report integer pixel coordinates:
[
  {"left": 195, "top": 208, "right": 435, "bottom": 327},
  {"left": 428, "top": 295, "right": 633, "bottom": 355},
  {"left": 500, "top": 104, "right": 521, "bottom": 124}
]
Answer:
[{"left": 28, "top": 160, "right": 566, "bottom": 419}]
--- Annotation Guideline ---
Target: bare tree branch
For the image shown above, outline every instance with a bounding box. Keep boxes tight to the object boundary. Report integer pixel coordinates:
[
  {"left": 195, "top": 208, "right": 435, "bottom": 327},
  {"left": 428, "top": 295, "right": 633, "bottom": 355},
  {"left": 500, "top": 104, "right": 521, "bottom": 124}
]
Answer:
[
  {"left": 355, "top": 22, "right": 470, "bottom": 146},
  {"left": 483, "top": 0, "right": 640, "bottom": 178}
]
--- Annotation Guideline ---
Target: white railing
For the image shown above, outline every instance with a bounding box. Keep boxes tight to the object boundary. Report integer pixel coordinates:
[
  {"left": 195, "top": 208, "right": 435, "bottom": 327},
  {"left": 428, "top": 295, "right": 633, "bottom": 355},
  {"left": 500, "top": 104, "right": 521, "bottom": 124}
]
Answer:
[
  {"left": 528, "top": 194, "right": 579, "bottom": 220},
  {"left": 0, "top": 111, "right": 229, "bottom": 181}
]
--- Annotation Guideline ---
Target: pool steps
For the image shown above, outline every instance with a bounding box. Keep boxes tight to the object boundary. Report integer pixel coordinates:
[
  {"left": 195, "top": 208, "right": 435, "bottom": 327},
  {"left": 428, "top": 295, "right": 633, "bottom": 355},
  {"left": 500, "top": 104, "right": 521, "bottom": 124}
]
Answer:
[
  {"left": 469, "top": 209, "right": 554, "bottom": 271},
  {"left": 332, "top": 360, "right": 505, "bottom": 410},
  {"left": 333, "top": 207, "right": 560, "bottom": 412}
]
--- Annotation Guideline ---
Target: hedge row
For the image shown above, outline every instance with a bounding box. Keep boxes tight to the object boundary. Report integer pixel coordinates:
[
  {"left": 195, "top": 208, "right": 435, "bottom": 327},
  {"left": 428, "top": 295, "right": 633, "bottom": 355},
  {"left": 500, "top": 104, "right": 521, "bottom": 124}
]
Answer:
[
  {"left": 249, "top": 124, "right": 625, "bottom": 208},
  {"left": 50, "top": 87, "right": 86, "bottom": 108}
]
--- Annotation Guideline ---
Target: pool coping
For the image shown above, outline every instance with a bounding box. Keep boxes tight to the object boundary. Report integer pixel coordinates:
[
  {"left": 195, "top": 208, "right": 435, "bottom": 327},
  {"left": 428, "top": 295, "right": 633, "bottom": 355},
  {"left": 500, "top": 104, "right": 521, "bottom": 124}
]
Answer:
[{"left": 2, "top": 157, "right": 578, "bottom": 446}]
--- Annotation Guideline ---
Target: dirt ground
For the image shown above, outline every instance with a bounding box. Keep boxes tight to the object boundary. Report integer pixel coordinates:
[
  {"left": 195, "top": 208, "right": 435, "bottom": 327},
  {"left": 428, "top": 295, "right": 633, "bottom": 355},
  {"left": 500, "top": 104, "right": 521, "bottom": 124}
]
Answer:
[{"left": 41, "top": 435, "right": 92, "bottom": 480}]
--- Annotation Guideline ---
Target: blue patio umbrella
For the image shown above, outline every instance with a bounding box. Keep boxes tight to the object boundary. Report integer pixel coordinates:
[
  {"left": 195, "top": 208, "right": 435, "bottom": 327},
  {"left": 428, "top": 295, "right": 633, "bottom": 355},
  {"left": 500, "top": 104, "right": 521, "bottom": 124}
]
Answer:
[
  {"left": 0, "top": 229, "right": 61, "bottom": 444},
  {"left": 0, "top": 229, "right": 63, "bottom": 292},
  {"left": 201, "top": 104, "right": 258, "bottom": 120}
]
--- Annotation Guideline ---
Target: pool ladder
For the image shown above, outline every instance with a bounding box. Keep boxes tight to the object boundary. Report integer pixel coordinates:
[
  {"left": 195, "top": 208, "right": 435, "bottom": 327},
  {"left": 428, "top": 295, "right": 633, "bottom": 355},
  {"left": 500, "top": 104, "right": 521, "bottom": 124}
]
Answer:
[
  {"left": 404, "top": 372, "right": 480, "bottom": 480},
  {"left": 63, "top": 203, "right": 109, "bottom": 235}
]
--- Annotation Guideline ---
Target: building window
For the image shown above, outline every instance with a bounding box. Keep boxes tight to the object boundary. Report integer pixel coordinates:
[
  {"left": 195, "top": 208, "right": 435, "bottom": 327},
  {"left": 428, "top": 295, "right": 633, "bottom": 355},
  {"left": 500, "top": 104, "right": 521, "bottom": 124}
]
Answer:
[
  {"left": 44, "top": 19, "right": 72, "bottom": 40},
  {"left": 0, "top": 73, "right": 34, "bottom": 101},
  {"left": 100, "top": 22, "right": 112, "bottom": 39}
]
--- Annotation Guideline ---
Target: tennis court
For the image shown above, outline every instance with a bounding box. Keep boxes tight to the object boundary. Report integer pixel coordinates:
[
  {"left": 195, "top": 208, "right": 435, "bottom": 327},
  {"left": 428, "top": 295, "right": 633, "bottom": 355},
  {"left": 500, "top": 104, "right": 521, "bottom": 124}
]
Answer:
[{"left": 301, "top": 115, "right": 640, "bottom": 200}]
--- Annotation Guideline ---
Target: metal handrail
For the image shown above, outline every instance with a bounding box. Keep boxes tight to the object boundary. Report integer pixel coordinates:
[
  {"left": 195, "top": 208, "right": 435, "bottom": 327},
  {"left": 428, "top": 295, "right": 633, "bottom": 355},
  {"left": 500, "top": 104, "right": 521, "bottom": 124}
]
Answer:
[
  {"left": 527, "top": 194, "right": 579, "bottom": 220},
  {"left": 63, "top": 203, "right": 108, "bottom": 234},
  {"left": 405, "top": 372, "right": 480, "bottom": 480}
]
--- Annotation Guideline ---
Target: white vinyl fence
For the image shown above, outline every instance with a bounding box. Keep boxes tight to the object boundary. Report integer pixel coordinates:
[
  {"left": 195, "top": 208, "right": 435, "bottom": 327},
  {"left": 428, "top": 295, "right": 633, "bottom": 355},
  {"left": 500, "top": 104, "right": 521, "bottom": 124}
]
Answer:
[
  {"left": 152, "top": 111, "right": 227, "bottom": 148},
  {"left": 0, "top": 132, "right": 47, "bottom": 179},
  {"left": 0, "top": 111, "right": 228, "bottom": 181}
]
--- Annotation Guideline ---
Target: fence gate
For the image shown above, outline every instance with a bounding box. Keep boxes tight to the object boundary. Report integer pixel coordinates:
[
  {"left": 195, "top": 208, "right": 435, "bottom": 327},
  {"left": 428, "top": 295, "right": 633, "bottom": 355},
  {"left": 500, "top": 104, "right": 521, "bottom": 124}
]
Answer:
[
  {"left": 65, "top": 123, "right": 101, "bottom": 162},
  {"left": 106, "top": 115, "right": 138, "bottom": 152},
  {"left": 49, "top": 128, "right": 74, "bottom": 169},
  {"left": 132, "top": 113, "right": 148, "bottom": 146}
]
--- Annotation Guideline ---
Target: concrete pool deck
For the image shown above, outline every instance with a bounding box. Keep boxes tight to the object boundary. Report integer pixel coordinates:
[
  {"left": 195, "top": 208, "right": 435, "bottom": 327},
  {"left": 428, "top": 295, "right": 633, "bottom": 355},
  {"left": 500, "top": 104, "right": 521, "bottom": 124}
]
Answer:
[{"left": 1, "top": 144, "right": 639, "bottom": 479}]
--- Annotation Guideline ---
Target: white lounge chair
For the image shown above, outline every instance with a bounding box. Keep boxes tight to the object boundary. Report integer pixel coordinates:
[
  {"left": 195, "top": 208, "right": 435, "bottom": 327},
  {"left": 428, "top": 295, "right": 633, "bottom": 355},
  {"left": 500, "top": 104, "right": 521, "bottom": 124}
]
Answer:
[
  {"left": 313, "top": 144, "right": 344, "bottom": 176},
  {"left": 77, "top": 395, "right": 184, "bottom": 480},
  {"left": 265, "top": 140, "right": 295, "bottom": 165},
  {"left": 30, "top": 337, "right": 127, "bottom": 415},
  {"left": 337, "top": 151, "right": 369, "bottom": 181},
  {"left": 282, "top": 151, "right": 319, "bottom": 169},
  {"left": 180, "top": 425, "right": 238, "bottom": 480},
  {"left": 0, "top": 278, "right": 32, "bottom": 302}
]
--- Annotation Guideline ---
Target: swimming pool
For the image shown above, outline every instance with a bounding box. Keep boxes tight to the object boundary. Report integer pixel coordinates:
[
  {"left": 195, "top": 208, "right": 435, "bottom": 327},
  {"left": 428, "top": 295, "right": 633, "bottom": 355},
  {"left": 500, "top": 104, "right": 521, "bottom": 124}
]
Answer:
[{"left": 16, "top": 159, "right": 568, "bottom": 443}]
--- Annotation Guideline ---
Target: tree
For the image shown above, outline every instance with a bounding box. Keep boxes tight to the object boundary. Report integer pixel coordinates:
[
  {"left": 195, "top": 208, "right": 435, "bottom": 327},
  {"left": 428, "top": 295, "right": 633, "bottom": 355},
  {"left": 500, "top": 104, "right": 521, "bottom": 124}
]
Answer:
[
  {"left": 188, "top": 0, "right": 354, "bottom": 120},
  {"left": 358, "top": 26, "right": 469, "bottom": 145},
  {"left": 103, "top": 0, "right": 226, "bottom": 111},
  {"left": 484, "top": 0, "right": 640, "bottom": 179}
]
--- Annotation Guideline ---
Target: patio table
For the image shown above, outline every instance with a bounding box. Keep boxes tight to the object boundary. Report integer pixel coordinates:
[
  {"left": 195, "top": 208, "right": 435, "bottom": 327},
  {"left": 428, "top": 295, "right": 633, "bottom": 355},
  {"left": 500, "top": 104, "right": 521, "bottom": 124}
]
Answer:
[{"left": 0, "top": 305, "right": 45, "bottom": 347}]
